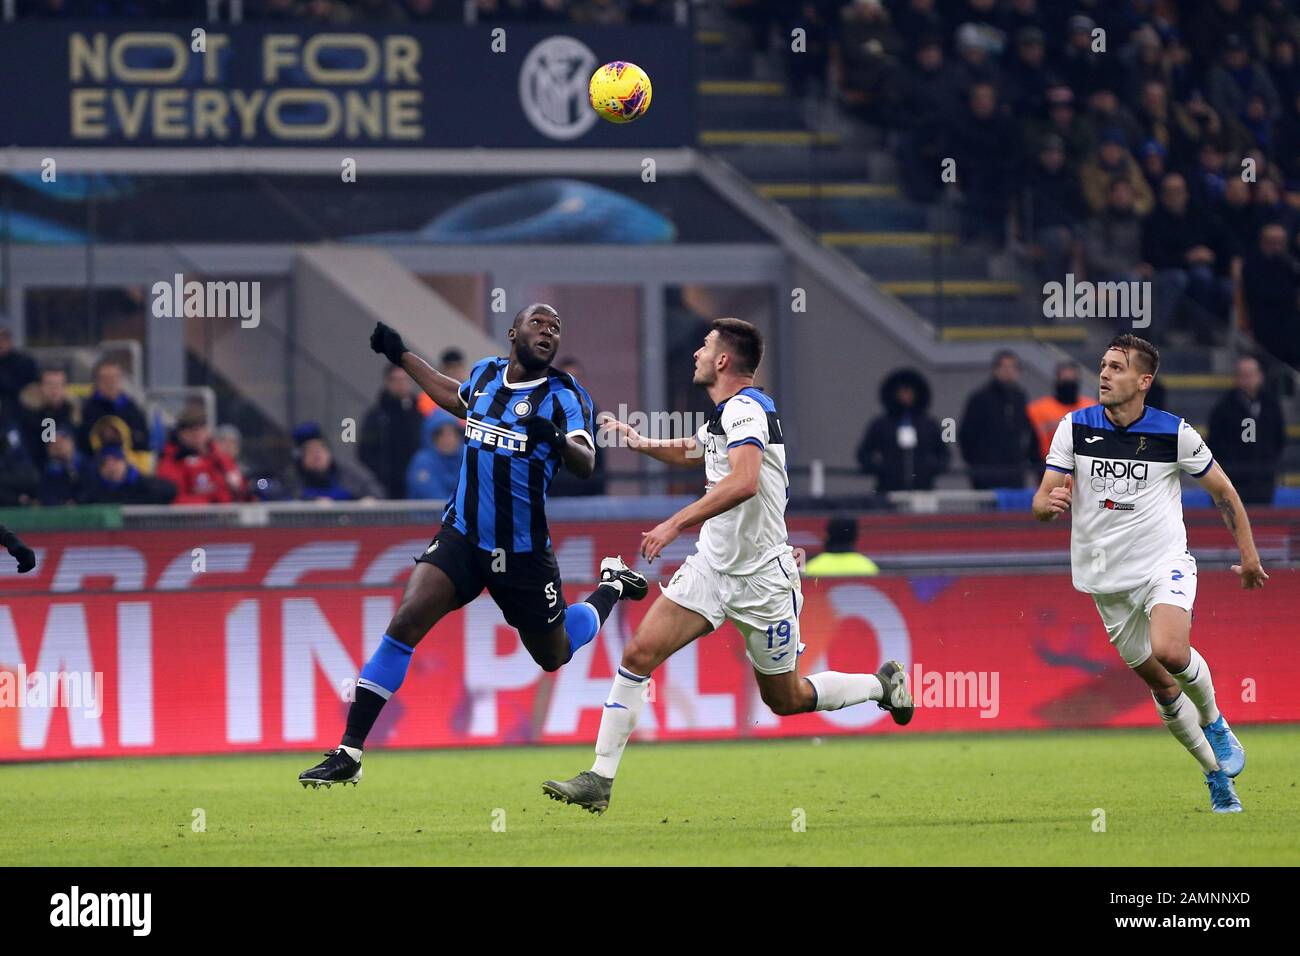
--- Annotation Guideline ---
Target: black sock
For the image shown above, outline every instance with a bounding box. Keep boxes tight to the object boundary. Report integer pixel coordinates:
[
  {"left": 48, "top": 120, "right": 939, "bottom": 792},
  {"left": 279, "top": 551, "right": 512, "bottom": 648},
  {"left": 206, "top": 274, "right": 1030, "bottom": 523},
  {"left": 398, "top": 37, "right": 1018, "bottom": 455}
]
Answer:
[
  {"left": 341, "top": 687, "right": 387, "bottom": 750},
  {"left": 583, "top": 582, "right": 621, "bottom": 626}
]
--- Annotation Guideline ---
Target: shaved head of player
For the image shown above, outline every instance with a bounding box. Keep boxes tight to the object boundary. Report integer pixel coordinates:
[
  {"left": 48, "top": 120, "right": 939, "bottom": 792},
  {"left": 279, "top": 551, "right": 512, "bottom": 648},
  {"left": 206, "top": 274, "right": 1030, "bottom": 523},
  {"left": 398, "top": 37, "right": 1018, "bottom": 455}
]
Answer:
[{"left": 508, "top": 302, "right": 562, "bottom": 374}]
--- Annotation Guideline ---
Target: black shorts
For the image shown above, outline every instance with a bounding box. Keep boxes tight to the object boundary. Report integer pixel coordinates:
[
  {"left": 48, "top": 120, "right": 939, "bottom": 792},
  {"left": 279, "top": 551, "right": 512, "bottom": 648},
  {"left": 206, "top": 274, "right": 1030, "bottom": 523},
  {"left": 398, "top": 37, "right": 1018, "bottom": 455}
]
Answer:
[{"left": 415, "top": 524, "right": 566, "bottom": 634}]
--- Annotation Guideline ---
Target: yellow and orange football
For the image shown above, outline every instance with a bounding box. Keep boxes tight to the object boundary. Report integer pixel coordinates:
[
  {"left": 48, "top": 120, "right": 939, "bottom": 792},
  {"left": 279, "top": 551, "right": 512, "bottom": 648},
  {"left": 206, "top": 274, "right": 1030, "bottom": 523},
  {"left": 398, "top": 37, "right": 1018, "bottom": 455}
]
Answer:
[{"left": 588, "top": 61, "right": 653, "bottom": 124}]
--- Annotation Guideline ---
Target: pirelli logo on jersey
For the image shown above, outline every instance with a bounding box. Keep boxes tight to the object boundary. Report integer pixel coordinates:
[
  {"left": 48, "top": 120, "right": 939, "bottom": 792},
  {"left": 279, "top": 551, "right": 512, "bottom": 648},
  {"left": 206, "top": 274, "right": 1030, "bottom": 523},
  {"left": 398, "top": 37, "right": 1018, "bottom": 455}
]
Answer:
[{"left": 465, "top": 417, "right": 527, "bottom": 453}]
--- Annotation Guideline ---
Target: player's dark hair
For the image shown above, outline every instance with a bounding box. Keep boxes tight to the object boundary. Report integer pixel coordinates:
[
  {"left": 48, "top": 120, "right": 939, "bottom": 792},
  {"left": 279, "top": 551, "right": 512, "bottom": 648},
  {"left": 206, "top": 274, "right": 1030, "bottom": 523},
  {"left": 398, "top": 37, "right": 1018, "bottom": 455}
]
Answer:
[
  {"left": 1105, "top": 334, "right": 1160, "bottom": 376},
  {"left": 711, "top": 317, "right": 763, "bottom": 376},
  {"left": 513, "top": 303, "right": 560, "bottom": 329}
]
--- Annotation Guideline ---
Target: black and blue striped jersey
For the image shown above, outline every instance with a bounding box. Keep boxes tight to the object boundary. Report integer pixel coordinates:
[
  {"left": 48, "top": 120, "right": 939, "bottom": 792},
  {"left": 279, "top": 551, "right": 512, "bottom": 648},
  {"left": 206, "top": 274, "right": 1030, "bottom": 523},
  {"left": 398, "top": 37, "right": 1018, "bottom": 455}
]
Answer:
[{"left": 442, "top": 357, "right": 596, "bottom": 552}]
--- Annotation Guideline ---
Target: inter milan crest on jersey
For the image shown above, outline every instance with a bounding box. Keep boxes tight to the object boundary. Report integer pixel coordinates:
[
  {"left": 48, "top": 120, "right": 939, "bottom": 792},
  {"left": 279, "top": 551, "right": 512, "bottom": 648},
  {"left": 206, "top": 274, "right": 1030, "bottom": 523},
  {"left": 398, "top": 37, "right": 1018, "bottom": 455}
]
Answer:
[{"left": 513, "top": 400, "right": 532, "bottom": 417}]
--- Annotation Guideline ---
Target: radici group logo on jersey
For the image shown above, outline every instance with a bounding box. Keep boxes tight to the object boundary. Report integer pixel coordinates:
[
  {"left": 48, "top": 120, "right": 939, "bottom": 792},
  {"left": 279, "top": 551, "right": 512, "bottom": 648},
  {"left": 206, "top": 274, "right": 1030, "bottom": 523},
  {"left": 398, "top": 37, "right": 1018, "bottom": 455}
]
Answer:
[{"left": 519, "top": 36, "right": 599, "bottom": 141}]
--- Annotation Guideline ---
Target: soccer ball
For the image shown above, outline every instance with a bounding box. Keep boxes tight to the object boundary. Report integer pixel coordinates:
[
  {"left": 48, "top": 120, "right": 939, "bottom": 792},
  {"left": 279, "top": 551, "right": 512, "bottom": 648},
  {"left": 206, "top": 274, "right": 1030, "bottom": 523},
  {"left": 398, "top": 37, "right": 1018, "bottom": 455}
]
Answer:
[{"left": 588, "top": 61, "right": 653, "bottom": 124}]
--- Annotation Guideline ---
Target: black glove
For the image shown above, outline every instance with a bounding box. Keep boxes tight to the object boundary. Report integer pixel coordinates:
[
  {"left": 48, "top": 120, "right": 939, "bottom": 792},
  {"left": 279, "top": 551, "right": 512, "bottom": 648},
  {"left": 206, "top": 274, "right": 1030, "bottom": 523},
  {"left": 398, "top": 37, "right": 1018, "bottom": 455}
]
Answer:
[
  {"left": 521, "top": 416, "right": 565, "bottom": 457},
  {"left": 369, "top": 321, "right": 408, "bottom": 366},
  {"left": 1, "top": 529, "right": 35, "bottom": 574}
]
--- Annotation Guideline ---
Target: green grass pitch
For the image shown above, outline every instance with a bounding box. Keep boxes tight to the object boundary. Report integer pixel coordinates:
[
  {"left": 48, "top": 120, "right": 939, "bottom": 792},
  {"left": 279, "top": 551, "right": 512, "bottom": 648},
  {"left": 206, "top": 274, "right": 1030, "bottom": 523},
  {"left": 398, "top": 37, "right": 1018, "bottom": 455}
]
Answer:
[{"left": 3, "top": 727, "right": 1298, "bottom": 866}]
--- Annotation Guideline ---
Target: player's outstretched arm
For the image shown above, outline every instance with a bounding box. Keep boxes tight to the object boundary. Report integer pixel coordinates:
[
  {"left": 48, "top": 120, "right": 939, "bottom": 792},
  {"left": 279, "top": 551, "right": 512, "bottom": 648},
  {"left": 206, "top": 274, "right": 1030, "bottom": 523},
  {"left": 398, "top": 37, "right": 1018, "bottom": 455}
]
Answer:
[
  {"left": 369, "top": 322, "right": 466, "bottom": 416},
  {"left": 641, "top": 444, "right": 760, "bottom": 562},
  {"left": 1197, "top": 463, "right": 1268, "bottom": 589},
  {"left": 1031, "top": 469, "right": 1072, "bottom": 522},
  {"left": 597, "top": 412, "right": 703, "bottom": 468}
]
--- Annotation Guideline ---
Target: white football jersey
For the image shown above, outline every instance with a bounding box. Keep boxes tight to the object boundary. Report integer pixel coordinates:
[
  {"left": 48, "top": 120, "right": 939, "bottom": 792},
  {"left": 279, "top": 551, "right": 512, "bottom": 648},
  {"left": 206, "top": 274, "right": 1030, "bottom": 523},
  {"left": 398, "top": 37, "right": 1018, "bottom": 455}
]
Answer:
[
  {"left": 692, "top": 388, "right": 790, "bottom": 575},
  {"left": 1045, "top": 404, "right": 1214, "bottom": 593}
]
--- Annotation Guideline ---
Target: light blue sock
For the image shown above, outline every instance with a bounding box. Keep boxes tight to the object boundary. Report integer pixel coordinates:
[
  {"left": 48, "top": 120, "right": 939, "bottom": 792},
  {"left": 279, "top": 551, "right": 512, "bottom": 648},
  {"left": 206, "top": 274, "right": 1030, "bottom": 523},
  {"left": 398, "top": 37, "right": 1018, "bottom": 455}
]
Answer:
[
  {"left": 565, "top": 603, "right": 600, "bottom": 659},
  {"left": 357, "top": 634, "right": 414, "bottom": 699}
]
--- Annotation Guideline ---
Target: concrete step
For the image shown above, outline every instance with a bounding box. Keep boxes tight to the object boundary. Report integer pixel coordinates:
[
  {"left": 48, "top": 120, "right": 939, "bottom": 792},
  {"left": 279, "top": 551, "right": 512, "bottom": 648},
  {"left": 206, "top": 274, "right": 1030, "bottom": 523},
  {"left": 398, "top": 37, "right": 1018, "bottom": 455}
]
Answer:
[
  {"left": 699, "top": 129, "right": 844, "bottom": 147},
  {"left": 838, "top": 244, "right": 994, "bottom": 282},
  {"left": 697, "top": 79, "right": 788, "bottom": 96},
  {"left": 821, "top": 230, "right": 956, "bottom": 249},
  {"left": 938, "top": 324, "right": 1090, "bottom": 343},
  {"left": 697, "top": 97, "right": 809, "bottom": 129},
  {"left": 904, "top": 296, "right": 1028, "bottom": 326},
  {"left": 879, "top": 279, "right": 1023, "bottom": 298},
  {"left": 778, "top": 195, "right": 929, "bottom": 232},
  {"left": 708, "top": 146, "right": 872, "bottom": 180},
  {"left": 754, "top": 182, "right": 899, "bottom": 199}
]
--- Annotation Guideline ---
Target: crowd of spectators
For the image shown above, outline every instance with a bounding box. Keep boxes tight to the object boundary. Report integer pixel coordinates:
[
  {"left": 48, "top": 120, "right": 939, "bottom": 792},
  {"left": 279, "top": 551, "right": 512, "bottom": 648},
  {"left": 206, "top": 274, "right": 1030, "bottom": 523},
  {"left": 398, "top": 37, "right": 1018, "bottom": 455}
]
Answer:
[
  {"left": 0, "top": 333, "right": 614, "bottom": 508},
  {"left": 721, "top": 0, "right": 1300, "bottom": 355},
  {"left": 2, "top": 329, "right": 1289, "bottom": 504},
  {"left": 857, "top": 348, "right": 1287, "bottom": 499}
]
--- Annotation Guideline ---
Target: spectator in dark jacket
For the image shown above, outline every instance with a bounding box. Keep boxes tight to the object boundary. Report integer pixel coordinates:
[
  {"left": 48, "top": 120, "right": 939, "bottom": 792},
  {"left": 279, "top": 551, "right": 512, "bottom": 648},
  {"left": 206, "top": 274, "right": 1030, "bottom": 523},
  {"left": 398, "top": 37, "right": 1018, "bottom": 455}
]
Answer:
[
  {"left": 958, "top": 350, "right": 1038, "bottom": 489},
  {"left": 0, "top": 326, "right": 38, "bottom": 420},
  {"left": 79, "top": 445, "right": 176, "bottom": 505},
  {"left": 37, "top": 429, "right": 82, "bottom": 507},
  {"left": 1060, "top": 13, "right": 1108, "bottom": 97},
  {"left": 856, "top": 367, "right": 949, "bottom": 494},
  {"left": 892, "top": 35, "right": 962, "bottom": 202},
  {"left": 1002, "top": 26, "right": 1051, "bottom": 115},
  {"left": 20, "top": 367, "right": 80, "bottom": 469},
  {"left": 359, "top": 365, "right": 425, "bottom": 498},
  {"left": 1207, "top": 355, "right": 1287, "bottom": 504},
  {"left": 892, "top": 0, "right": 943, "bottom": 52},
  {"left": 1020, "top": 134, "right": 1087, "bottom": 283},
  {"left": 1140, "top": 172, "right": 1234, "bottom": 343},
  {"left": 1082, "top": 87, "right": 1145, "bottom": 155},
  {"left": 1242, "top": 222, "right": 1300, "bottom": 368},
  {"left": 283, "top": 422, "right": 381, "bottom": 501},
  {"left": 1083, "top": 178, "right": 1144, "bottom": 282},
  {"left": 833, "top": 0, "right": 904, "bottom": 124},
  {"left": 78, "top": 358, "right": 151, "bottom": 468},
  {"left": 950, "top": 81, "right": 1019, "bottom": 243},
  {"left": 1022, "top": 83, "right": 1095, "bottom": 169},
  {"left": 0, "top": 418, "right": 39, "bottom": 506},
  {"left": 1207, "top": 33, "right": 1281, "bottom": 128}
]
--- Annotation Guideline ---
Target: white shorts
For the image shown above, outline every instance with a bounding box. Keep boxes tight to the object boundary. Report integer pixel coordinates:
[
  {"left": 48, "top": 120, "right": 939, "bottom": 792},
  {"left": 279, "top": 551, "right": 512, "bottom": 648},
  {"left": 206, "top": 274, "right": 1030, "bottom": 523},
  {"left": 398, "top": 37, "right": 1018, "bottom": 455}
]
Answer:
[
  {"left": 1091, "top": 552, "right": 1198, "bottom": 668},
  {"left": 662, "top": 548, "right": 804, "bottom": 674}
]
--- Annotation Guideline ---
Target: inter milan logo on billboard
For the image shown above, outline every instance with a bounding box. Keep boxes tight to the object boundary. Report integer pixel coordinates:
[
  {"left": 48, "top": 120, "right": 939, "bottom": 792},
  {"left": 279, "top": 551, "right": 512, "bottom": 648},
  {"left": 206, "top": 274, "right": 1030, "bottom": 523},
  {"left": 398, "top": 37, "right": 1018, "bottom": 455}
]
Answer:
[{"left": 518, "top": 36, "right": 598, "bottom": 141}]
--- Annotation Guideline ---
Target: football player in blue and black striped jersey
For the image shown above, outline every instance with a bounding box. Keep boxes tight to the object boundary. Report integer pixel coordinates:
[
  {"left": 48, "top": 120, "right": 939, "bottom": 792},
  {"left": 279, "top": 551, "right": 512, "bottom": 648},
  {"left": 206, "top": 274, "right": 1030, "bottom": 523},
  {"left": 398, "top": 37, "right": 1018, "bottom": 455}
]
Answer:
[{"left": 299, "top": 304, "right": 647, "bottom": 788}]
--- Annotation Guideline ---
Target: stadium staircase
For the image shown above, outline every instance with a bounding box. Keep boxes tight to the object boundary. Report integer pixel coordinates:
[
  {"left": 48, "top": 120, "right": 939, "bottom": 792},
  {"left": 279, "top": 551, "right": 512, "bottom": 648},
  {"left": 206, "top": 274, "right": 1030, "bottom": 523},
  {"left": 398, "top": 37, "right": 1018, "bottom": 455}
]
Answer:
[{"left": 692, "top": 4, "right": 1300, "bottom": 493}]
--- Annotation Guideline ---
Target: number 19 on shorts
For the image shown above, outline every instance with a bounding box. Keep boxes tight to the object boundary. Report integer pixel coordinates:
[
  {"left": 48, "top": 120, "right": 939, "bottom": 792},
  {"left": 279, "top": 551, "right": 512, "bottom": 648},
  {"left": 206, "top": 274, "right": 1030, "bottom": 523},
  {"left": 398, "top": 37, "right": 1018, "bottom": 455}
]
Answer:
[{"left": 766, "top": 621, "right": 792, "bottom": 649}]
